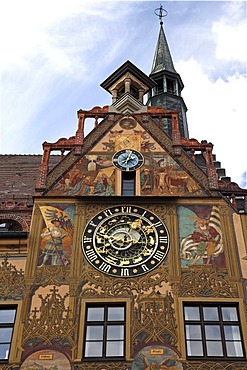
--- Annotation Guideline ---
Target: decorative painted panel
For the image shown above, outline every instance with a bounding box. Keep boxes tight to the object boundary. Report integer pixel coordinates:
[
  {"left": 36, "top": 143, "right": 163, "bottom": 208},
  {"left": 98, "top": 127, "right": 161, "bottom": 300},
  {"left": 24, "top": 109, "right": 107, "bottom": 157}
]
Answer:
[
  {"left": 132, "top": 345, "right": 183, "bottom": 369},
  {"left": 37, "top": 205, "right": 75, "bottom": 267},
  {"left": 140, "top": 154, "right": 202, "bottom": 196},
  {"left": 20, "top": 349, "right": 71, "bottom": 369},
  {"left": 178, "top": 205, "right": 226, "bottom": 268},
  {"left": 48, "top": 155, "right": 115, "bottom": 196}
]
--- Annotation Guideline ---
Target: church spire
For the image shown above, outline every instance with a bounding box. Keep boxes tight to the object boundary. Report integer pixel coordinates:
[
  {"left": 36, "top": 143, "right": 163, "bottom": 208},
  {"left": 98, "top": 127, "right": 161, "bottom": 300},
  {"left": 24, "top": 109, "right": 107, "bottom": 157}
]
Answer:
[
  {"left": 148, "top": 5, "right": 189, "bottom": 139},
  {"left": 151, "top": 6, "right": 176, "bottom": 74}
]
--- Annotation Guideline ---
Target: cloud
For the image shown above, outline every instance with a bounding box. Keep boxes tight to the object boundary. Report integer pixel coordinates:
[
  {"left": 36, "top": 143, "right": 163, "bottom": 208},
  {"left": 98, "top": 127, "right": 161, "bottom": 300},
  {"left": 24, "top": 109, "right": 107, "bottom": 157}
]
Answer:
[
  {"left": 212, "top": 14, "right": 247, "bottom": 62},
  {"left": 177, "top": 58, "right": 246, "bottom": 186}
]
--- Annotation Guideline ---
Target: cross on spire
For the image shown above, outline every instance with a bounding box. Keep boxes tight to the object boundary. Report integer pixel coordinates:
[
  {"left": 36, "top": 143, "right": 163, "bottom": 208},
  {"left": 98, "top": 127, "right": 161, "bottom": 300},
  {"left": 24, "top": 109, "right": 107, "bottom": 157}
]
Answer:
[{"left": 154, "top": 4, "right": 168, "bottom": 26}]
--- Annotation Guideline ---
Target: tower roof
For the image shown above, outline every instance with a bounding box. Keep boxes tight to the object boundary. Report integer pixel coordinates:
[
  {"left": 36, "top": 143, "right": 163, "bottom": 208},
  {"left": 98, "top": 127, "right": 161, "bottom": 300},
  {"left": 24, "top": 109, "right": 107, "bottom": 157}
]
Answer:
[
  {"left": 101, "top": 60, "right": 156, "bottom": 92},
  {"left": 151, "top": 24, "right": 176, "bottom": 74}
]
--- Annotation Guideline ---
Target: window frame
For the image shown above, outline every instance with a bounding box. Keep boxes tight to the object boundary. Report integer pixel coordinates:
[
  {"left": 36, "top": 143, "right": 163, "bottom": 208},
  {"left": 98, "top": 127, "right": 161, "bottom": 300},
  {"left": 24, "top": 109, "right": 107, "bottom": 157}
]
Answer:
[
  {"left": 78, "top": 298, "right": 130, "bottom": 362},
  {"left": 121, "top": 171, "right": 136, "bottom": 196},
  {"left": 0, "top": 302, "right": 21, "bottom": 363},
  {"left": 183, "top": 302, "right": 246, "bottom": 360}
]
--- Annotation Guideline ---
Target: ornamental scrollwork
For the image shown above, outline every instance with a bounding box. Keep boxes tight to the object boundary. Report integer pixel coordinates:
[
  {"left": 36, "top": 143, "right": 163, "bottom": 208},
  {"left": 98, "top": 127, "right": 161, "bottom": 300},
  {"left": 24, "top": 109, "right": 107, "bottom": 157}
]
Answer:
[
  {"left": 177, "top": 265, "right": 239, "bottom": 297},
  {"left": 22, "top": 286, "right": 76, "bottom": 349},
  {"left": 80, "top": 262, "right": 169, "bottom": 302},
  {"left": 132, "top": 291, "right": 177, "bottom": 350},
  {"left": 180, "top": 360, "right": 247, "bottom": 370},
  {"left": 74, "top": 363, "right": 131, "bottom": 370},
  {"left": 35, "top": 265, "right": 70, "bottom": 286},
  {"left": 0, "top": 255, "right": 26, "bottom": 300}
]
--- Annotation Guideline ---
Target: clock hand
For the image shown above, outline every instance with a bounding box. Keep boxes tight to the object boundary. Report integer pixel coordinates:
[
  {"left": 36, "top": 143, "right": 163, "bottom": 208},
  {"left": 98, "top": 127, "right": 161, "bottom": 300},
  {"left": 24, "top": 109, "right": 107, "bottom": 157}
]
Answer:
[{"left": 124, "top": 150, "right": 133, "bottom": 163}]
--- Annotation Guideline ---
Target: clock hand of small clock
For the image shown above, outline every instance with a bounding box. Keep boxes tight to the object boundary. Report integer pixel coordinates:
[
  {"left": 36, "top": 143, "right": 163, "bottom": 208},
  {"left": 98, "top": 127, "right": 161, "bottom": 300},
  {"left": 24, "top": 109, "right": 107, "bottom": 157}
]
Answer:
[{"left": 124, "top": 150, "right": 133, "bottom": 164}]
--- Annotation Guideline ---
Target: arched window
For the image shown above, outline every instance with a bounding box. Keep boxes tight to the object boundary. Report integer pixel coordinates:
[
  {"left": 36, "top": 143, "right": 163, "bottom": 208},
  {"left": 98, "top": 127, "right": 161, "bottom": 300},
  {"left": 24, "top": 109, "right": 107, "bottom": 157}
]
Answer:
[{"left": 0, "top": 220, "right": 22, "bottom": 231}]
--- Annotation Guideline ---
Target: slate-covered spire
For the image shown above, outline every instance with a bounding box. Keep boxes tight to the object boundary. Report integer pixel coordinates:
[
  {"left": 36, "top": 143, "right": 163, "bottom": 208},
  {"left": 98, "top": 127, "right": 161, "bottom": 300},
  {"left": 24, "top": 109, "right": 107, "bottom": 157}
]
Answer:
[
  {"left": 147, "top": 5, "right": 189, "bottom": 139},
  {"left": 151, "top": 23, "right": 176, "bottom": 74}
]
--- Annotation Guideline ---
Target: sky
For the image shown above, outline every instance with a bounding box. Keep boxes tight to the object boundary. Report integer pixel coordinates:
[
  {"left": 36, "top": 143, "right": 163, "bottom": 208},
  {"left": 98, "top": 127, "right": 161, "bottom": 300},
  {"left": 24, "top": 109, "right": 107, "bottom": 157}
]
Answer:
[{"left": 0, "top": 1, "right": 246, "bottom": 188}]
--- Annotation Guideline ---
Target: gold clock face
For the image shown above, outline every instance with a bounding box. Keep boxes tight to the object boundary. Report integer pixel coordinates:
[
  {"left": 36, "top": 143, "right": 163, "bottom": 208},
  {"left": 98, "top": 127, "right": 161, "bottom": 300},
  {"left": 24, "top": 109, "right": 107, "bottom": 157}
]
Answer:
[{"left": 82, "top": 206, "right": 169, "bottom": 277}]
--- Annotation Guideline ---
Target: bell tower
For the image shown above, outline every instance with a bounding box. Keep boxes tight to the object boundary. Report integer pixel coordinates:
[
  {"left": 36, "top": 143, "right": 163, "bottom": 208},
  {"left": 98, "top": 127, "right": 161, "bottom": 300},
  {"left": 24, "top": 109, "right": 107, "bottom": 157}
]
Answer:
[{"left": 147, "top": 5, "right": 189, "bottom": 139}]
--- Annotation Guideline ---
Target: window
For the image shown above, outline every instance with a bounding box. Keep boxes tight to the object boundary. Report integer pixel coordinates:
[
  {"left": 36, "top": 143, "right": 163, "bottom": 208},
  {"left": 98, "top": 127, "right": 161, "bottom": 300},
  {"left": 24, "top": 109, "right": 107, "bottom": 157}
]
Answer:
[
  {"left": 84, "top": 303, "right": 125, "bottom": 360},
  {"left": 0, "top": 306, "right": 17, "bottom": 361},
  {"left": 122, "top": 171, "right": 135, "bottom": 196},
  {"left": 156, "top": 78, "right": 163, "bottom": 93},
  {"left": 184, "top": 303, "right": 245, "bottom": 359},
  {"left": 166, "top": 78, "right": 175, "bottom": 94}
]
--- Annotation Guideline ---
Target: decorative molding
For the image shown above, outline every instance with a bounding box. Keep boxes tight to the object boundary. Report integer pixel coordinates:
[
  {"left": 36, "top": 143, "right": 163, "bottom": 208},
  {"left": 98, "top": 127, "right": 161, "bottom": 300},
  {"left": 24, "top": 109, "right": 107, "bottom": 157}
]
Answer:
[
  {"left": 180, "top": 360, "right": 247, "bottom": 369},
  {"left": 0, "top": 255, "right": 26, "bottom": 300},
  {"left": 74, "top": 363, "right": 131, "bottom": 370},
  {"left": 22, "top": 286, "right": 76, "bottom": 348},
  {"left": 35, "top": 265, "right": 70, "bottom": 286},
  {"left": 177, "top": 265, "right": 239, "bottom": 297},
  {"left": 132, "top": 291, "right": 177, "bottom": 351}
]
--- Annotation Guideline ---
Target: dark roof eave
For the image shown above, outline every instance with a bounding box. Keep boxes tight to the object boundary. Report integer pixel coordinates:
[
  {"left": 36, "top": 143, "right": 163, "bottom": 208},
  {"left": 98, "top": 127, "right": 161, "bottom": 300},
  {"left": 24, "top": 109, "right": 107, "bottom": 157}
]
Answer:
[{"left": 101, "top": 60, "right": 157, "bottom": 92}]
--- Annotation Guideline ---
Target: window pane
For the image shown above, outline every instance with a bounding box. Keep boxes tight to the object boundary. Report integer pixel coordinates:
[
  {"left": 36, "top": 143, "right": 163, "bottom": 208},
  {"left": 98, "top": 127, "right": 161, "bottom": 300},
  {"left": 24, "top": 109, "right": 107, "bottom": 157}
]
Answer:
[
  {"left": 87, "top": 307, "right": 104, "bottom": 321},
  {"left": 184, "top": 306, "right": 200, "bottom": 320},
  {"left": 0, "top": 344, "right": 10, "bottom": 360},
  {"left": 122, "top": 172, "right": 135, "bottom": 196},
  {"left": 107, "top": 325, "right": 124, "bottom": 340},
  {"left": 206, "top": 341, "right": 223, "bottom": 356},
  {"left": 0, "top": 328, "right": 13, "bottom": 342},
  {"left": 222, "top": 307, "right": 238, "bottom": 321},
  {"left": 205, "top": 325, "right": 221, "bottom": 340},
  {"left": 0, "top": 309, "right": 16, "bottom": 324},
  {"left": 86, "top": 326, "right": 103, "bottom": 340},
  {"left": 108, "top": 307, "right": 124, "bottom": 321},
  {"left": 186, "top": 340, "right": 203, "bottom": 356},
  {"left": 106, "top": 340, "right": 124, "bottom": 357},
  {"left": 224, "top": 325, "right": 241, "bottom": 340},
  {"left": 226, "top": 341, "right": 243, "bottom": 357},
  {"left": 84, "top": 341, "right": 103, "bottom": 357},
  {"left": 185, "top": 325, "right": 202, "bottom": 339},
  {"left": 203, "top": 306, "right": 219, "bottom": 321}
]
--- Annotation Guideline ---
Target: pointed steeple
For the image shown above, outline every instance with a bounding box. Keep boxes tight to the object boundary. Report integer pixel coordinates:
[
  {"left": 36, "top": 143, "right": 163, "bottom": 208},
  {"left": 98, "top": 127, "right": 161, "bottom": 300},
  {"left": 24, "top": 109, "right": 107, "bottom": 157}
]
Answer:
[
  {"left": 147, "top": 5, "right": 189, "bottom": 139},
  {"left": 151, "top": 23, "right": 176, "bottom": 74}
]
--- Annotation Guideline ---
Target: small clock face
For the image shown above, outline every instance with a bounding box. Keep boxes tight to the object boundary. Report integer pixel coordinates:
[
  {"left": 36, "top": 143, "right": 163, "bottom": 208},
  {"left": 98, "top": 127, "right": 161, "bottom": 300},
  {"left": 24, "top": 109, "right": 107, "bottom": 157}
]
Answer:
[
  {"left": 112, "top": 149, "right": 144, "bottom": 171},
  {"left": 82, "top": 205, "right": 169, "bottom": 277}
]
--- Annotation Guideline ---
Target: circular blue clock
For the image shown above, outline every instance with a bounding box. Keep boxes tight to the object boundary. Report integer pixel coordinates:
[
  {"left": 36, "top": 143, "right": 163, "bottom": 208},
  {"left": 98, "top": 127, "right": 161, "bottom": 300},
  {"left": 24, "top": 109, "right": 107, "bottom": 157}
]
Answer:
[{"left": 112, "top": 149, "right": 144, "bottom": 171}]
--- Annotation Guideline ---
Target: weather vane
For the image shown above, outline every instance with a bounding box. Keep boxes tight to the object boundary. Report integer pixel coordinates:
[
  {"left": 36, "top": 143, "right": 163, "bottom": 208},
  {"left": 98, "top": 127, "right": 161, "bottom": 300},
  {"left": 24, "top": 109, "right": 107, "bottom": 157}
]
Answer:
[{"left": 154, "top": 4, "right": 168, "bottom": 25}]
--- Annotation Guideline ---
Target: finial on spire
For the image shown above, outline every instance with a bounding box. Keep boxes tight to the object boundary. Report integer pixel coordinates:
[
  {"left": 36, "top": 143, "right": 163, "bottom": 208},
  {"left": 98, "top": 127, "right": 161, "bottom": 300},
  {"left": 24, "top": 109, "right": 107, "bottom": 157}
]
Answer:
[{"left": 154, "top": 4, "right": 168, "bottom": 26}]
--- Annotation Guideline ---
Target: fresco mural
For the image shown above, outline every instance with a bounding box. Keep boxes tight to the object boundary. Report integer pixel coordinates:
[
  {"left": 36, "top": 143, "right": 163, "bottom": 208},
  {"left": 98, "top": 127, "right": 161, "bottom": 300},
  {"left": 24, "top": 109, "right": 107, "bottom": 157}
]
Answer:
[
  {"left": 140, "top": 154, "right": 201, "bottom": 196},
  {"left": 49, "top": 155, "right": 115, "bottom": 196},
  {"left": 47, "top": 123, "right": 202, "bottom": 197},
  {"left": 38, "top": 205, "right": 75, "bottom": 267},
  {"left": 178, "top": 205, "right": 226, "bottom": 268},
  {"left": 132, "top": 345, "right": 183, "bottom": 369},
  {"left": 20, "top": 349, "right": 71, "bottom": 369}
]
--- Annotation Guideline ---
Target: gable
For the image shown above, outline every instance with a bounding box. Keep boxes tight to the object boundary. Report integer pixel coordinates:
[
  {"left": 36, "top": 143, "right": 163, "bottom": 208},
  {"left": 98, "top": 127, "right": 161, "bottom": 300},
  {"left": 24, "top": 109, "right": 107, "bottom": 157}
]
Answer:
[{"left": 45, "top": 114, "right": 211, "bottom": 197}]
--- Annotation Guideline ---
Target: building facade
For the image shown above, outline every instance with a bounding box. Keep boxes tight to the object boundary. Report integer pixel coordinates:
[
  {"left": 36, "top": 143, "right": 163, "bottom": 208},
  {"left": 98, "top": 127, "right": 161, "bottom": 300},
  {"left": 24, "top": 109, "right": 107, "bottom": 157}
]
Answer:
[{"left": 1, "top": 8, "right": 247, "bottom": 370}]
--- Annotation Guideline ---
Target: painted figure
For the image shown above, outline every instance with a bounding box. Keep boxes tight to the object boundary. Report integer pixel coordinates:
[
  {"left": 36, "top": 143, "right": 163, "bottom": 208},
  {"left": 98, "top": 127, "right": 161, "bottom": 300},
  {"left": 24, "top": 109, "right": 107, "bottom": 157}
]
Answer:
[
  {"left": 179, "top": 205, "right": 224, "bottom": 267},
  {"left": 39, "top": 206, "right": 74, "bottom": 267},
  {"left": 40, "top": 219, "right": 69, "bottom": 266}
]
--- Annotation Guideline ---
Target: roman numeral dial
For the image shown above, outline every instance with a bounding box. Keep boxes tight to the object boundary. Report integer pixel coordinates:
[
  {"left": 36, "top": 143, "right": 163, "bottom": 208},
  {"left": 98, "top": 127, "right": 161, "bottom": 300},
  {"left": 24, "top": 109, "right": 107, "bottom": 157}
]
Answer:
[{"left": 82, "top": 206, "right": 169, "bottom": 277}]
